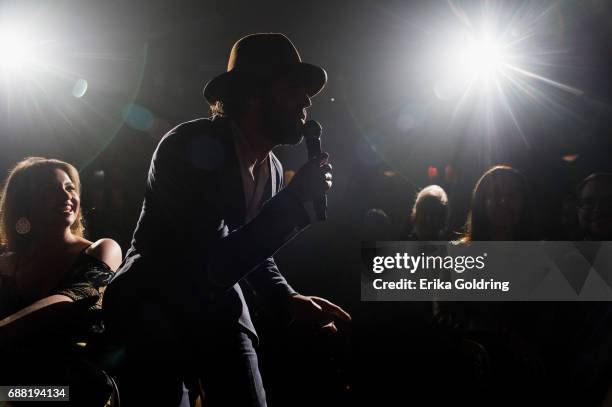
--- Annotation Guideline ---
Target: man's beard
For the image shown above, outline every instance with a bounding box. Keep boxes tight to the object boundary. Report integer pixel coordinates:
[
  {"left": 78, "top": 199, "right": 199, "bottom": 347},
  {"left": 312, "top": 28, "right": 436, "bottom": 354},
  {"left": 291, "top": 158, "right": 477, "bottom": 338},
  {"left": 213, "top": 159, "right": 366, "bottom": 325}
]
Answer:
[{"left": 262, "top": 104, "right": 304, "bottom": 146}]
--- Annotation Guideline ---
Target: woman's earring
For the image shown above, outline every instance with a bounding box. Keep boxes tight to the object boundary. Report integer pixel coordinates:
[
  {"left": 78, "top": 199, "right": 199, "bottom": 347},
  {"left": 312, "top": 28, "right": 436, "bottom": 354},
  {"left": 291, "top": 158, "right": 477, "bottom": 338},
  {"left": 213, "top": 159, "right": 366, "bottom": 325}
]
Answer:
[{"left": 15, "top": 217, "right": 31, "bottom": 235}]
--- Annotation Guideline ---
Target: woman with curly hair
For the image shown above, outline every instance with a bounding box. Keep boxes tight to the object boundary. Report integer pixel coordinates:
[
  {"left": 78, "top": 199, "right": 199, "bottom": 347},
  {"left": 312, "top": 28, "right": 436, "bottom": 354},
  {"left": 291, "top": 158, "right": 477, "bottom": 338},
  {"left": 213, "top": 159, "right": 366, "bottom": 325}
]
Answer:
[{"left": 0, "top": 157, "right": 122, "bottom": 404}]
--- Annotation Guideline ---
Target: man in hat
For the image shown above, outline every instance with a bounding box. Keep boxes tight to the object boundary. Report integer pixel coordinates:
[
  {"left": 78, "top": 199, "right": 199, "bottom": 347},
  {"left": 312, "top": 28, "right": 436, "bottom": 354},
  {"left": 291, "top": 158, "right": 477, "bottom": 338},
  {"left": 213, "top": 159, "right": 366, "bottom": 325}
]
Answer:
[{"left": 104, "top": 33, "right": 350, "bottom": 406}]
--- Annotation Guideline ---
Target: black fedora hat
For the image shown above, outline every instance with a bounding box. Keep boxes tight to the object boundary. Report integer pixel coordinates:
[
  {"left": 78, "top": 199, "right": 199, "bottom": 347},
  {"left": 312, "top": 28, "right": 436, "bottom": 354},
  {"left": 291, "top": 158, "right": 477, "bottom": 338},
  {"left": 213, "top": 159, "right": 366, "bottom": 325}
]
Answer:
[{"left": 203, "top": 33, "right": 327, "bottom": 105}]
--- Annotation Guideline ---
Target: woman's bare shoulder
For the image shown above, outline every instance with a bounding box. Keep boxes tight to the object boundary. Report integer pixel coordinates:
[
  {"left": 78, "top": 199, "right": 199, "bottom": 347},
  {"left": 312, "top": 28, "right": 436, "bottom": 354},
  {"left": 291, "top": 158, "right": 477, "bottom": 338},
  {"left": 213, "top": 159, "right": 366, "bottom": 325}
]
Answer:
[
  {"left": 85, "top": 238, "right": 123, "bottom": 271},
  {"left": 71, "top": 236, "right": 93, "bottom": 253}
]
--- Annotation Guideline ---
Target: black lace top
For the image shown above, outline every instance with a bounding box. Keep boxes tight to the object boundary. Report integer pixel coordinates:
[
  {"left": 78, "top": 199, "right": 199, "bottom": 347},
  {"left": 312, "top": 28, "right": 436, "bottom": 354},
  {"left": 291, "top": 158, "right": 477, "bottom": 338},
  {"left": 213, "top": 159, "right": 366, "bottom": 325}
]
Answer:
[
  {"left": 0, "top": 248, "right": 116, "bottom": 396},
  {"left": 0, "top": 248, "right": 114, "bottom": 321}
]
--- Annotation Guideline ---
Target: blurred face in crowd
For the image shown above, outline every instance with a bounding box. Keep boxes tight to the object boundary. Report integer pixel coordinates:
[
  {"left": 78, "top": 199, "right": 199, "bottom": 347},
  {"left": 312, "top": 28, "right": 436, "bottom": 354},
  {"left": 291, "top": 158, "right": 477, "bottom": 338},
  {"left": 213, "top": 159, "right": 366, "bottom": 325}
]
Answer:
[
  {"left": 414, "top": 197, "right": 447, "bottom": 240},
  {"left": 485, "top": 173, "right": 523, "bottom": 229},
  {"left": 262, "top": 73, "right": 311, "bottom": 146},
  {"left": 578, "top": 178, "right": 612, "bottom": 239}
]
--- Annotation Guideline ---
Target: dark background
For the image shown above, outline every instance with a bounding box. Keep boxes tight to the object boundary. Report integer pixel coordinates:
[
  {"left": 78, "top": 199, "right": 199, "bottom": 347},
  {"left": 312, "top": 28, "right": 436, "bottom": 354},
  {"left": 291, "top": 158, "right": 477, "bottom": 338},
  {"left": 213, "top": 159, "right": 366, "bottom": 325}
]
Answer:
[{"left": 1, "top": 0, "right": 612, "bottom": 404}]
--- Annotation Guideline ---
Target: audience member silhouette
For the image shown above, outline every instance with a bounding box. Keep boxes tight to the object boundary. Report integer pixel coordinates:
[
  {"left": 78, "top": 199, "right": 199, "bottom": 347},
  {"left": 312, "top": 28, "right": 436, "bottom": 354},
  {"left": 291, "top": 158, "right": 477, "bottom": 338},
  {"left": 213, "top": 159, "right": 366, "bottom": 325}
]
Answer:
[{"left": 401, "top": 185, "right": 449, "bottom": 240}]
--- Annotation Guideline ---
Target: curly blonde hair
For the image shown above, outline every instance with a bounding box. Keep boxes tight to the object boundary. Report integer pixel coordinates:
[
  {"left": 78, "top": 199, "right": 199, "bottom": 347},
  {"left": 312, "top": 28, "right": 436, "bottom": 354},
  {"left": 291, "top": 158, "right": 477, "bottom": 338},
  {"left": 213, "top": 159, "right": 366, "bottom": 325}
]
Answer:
[{"left": 0, "top": 157, "right": 84, "bottom": 253}]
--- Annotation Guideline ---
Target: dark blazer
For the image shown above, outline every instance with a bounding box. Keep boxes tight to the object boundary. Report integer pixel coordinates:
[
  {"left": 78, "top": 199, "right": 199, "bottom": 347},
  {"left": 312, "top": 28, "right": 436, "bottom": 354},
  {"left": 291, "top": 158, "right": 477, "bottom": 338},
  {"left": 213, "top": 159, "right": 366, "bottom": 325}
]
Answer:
[{"left": 104, "top": 116, "right": 310, "bottom": 340}]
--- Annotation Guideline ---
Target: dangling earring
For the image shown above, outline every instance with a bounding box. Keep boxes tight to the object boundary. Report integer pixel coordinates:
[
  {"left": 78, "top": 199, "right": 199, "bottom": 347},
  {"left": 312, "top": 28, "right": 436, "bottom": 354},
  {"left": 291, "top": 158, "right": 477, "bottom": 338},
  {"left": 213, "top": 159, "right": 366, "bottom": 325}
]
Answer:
[{"left": 15, "top": 217, "right": 31, "bottom": 235}]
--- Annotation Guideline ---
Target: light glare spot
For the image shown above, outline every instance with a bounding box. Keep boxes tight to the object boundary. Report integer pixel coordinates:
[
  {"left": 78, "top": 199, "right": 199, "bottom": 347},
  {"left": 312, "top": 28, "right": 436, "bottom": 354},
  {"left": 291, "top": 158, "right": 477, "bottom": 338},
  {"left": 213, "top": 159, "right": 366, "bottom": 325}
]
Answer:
[
  {"left": 72, "top": 79, "right": 88, "bottom": 98},
  {"left": 122, "top": 103, "right": 154, "bottom": 131}
]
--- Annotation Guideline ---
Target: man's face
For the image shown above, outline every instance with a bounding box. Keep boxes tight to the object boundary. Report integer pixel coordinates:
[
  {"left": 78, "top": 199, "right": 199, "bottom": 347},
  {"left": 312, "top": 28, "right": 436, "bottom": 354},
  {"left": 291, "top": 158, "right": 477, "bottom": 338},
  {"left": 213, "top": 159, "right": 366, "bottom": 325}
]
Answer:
[
  {"left": 578, "top": 179, "right": 612, "bottom": 239},
  {"left": 261, "top": 73, "right": 312, "bottom": 146}
]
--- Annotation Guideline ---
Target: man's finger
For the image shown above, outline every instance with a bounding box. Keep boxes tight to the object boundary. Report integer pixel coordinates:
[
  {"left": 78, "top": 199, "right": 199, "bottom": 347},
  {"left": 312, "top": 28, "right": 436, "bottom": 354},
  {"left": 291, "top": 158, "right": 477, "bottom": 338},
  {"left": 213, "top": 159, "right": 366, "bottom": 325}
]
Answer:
[
  {"left": 318, "top": 152, "right": 330, "bottom": 164},
  {"left": 309, "top": 299, "right": 323, "bottom": 312},
  {"left": 321, "top": 321, "right": 338, "bottom": 333},
  {"left": 312, "top": 297, "right": 352, "bottom": 322}
]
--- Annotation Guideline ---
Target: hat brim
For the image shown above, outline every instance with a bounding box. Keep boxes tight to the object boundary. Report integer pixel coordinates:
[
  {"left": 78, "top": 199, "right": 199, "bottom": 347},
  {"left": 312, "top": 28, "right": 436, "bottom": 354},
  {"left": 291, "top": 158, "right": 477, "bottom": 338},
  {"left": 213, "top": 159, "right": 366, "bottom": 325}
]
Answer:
[{"left": 203, "top": 62, "right": 327, "bottom": 105}]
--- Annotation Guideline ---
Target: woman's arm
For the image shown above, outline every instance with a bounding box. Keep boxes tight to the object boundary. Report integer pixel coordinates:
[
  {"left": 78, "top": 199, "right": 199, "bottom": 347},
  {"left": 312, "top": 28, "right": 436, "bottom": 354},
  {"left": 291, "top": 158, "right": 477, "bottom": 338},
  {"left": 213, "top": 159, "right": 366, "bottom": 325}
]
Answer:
[
  {"left": 0, "top": 294, "right": 76, "bottom": 346},
  {"left": 0, "top": 239, "right": 122, "bottom": 346}
]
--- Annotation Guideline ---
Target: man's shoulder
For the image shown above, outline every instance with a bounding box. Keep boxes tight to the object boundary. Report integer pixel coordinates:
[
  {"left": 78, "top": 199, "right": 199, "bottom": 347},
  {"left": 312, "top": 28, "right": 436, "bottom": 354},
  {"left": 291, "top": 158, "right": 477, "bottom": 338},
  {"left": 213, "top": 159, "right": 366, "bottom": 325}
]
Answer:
[
  {"left": 154, "top": 116, "right": 233, "bottom": 170},
  {"left": 162, "top": 117, "right": 219, "bottom": 141},
  {"left": 156, "top": 116, "right": 225, "bottom": 148}
]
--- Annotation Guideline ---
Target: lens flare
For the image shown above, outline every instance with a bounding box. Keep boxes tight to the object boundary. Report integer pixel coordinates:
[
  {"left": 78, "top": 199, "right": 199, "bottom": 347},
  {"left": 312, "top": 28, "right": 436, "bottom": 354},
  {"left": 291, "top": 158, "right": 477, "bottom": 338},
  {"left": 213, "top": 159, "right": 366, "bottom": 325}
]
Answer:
[{"left": 0, "top": 24, "right": 34, "bottom": 73}]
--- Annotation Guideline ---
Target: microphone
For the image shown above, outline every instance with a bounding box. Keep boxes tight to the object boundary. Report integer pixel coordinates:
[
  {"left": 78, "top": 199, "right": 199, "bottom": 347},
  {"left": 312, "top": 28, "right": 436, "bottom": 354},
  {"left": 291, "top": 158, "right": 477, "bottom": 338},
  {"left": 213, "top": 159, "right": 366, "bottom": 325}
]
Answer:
[{"left": 302, "top": 120, "right": 327, "bottom": 221}]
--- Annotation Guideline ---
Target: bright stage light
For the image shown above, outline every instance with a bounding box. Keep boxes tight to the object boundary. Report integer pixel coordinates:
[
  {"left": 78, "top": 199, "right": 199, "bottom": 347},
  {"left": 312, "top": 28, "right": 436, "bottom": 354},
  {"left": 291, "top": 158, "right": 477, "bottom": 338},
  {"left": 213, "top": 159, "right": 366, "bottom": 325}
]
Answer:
[
  {"left": 459, "top": 34, "right": 505, "bottom": 78},
  {"left": 435, "top": 30, "right": 510, "bottom": 100},
  {"left": 421, "top": 0, "right": 587, "bottom": 155},
  {"left": 0, "top": 25, "right": 34, "bottom": 73}
]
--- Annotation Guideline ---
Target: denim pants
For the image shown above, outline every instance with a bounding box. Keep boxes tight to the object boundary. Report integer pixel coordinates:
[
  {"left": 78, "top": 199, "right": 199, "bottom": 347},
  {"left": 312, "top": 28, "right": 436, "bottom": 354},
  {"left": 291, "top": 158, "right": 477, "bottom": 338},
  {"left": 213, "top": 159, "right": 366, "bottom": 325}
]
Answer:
[
  {"left": 106, "top": 298, "right": 267, "bottom": 406},
  {"left": 195, "top": 330, "right": 267, "bottom": 407}
]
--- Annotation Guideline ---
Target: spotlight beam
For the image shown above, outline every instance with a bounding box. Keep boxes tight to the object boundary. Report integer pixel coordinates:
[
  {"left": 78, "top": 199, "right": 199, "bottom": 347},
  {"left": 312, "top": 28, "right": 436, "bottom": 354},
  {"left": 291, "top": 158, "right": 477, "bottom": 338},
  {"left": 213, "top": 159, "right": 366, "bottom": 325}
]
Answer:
[
  {"left": 432, "top": 0, "right": 586, "bottom": 151},
  {"left": 493, "top": 76, "right": 531, "bottom": 149},
  {"left": 499, "top": 67, "right": 583, "bottom": 123},
  {"left": 503, "top": 64, "right": 584, "bottom": 96}
]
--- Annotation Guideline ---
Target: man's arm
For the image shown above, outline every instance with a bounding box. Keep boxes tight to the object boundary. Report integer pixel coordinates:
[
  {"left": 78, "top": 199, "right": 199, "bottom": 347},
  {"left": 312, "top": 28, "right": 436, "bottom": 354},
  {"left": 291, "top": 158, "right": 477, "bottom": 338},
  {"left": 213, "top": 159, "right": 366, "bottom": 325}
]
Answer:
[
  {"left": 202, "top": 139, "right": 331, "bottom": 291},
  {"left": 242, "top": 159, "right": 300, "bottom": 311},
  {"left": 205, "top": 189, "right": 310, "bottom": 289},
  {"left": 149, "top": 122, "right": 350, "bottom": 329},
  {"left": 149, "top": 122, "right": 323, "bottom": 294},
  {"left": 246, "top": 257, "right": 296, "bottom": 300}
]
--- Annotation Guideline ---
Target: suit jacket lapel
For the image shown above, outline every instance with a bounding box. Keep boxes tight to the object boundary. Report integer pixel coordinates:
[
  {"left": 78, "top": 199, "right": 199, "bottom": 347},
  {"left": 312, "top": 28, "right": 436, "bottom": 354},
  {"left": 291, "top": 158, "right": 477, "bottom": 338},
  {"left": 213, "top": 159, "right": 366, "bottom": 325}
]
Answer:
[
  {"left": 213, "top": 117, "right": 283, "bottom": 228},
  {"left": 213, "top": 117, "right": 246, "bottom": 228},
  {"left": 260, "top": 153, "right": 282, "bottom": 211}
]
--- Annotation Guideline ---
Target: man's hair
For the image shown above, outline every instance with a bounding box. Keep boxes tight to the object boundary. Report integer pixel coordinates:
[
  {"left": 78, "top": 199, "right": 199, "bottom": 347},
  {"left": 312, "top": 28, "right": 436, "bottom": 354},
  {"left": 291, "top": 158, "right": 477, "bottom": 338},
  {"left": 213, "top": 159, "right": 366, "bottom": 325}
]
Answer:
[
  {"left": 209, "top": 76, "right": 272, "bottom": 118},
  {"left": 210, "top": 99, "right": 248, "bottom": 118}
]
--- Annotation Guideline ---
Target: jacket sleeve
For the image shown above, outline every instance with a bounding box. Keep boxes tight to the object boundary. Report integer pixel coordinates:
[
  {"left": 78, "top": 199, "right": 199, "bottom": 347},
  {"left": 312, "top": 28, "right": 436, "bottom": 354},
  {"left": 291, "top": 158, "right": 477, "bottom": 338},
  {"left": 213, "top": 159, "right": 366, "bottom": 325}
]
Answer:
[
  {"left": 148, "top": 122, "right": 310, "bottom": 295},
  {"left": 243, "top": 157, "right": 299, "bottom": 303},
  {"left": 245, "top": 256, "right": 297, "bottom": 301}
]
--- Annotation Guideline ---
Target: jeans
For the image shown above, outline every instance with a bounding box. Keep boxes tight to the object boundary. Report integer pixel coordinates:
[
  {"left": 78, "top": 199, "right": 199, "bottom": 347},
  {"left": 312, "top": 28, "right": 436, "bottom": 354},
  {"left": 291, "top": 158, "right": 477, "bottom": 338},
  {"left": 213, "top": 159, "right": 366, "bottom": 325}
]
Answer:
[
  {"left": 195, "top": 330, "right": 267, "bottom": 407},
  {"left": 106, "top": 297, "right": 266, "bottom": 406}
]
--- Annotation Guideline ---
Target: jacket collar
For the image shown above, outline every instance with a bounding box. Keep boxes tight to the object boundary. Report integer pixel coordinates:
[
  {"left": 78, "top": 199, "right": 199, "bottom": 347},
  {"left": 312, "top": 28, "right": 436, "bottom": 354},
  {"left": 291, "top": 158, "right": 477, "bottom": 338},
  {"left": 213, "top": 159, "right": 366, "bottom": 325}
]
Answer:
[{"left": 212, "top": 116, "right": 279, "bottom": 228}]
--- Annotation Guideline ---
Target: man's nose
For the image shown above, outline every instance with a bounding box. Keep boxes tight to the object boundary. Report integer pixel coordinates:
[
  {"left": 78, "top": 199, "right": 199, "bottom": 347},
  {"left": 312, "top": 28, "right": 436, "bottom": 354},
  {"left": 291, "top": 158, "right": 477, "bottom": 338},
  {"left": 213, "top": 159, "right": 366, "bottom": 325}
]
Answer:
[{"left": 302, "top": 92, "right": 312, "bottom": 109}]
